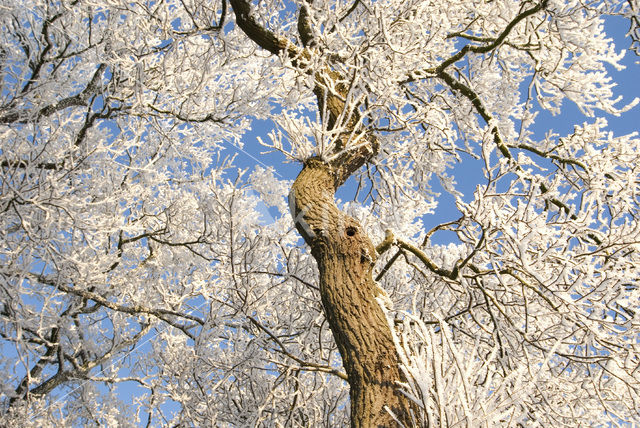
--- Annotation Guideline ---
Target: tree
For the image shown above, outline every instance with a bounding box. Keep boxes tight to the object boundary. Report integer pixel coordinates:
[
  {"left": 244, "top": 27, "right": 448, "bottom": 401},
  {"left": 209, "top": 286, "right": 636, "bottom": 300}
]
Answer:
[{"left": 1, "top": 0, "right": 639, "bottom": 426}]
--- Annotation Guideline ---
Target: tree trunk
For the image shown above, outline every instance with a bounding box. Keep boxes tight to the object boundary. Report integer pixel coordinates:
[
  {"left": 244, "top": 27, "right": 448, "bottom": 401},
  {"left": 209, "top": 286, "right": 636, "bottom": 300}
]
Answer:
[
  {"left": 227, "top": 3, "right": 411, "bottom": 423},
  {"left": 290, "top": 158, "right": 411, "bottom": 427}
]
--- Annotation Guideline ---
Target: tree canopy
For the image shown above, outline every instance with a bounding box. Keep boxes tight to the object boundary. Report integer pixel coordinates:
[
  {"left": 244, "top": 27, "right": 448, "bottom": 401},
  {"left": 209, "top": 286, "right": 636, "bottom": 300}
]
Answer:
[{"left": 1, "top": 0, "right": 639, "bottom": 426}]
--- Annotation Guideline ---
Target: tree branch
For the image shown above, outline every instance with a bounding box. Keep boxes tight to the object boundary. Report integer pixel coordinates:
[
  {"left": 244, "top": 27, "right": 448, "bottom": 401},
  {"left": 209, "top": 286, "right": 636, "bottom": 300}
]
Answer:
[
  {"left": 408, "top": 0, "right": 549, "bottom": 81},
  {"left": 13, "top": 271, "right": 205, "bottom": 334},
  {"left": 376, "top": 229, "right": 459, "bottom": 279},
  {"left": 297, "top": 1, "right": 314, "bottom": 47},
  {"left": 247, "top": 315, "right": 348, "bottom": 381},
  {"left": 229, "top": 0, "right": 289, "bottom": 54},
  {"left": 1, "top": 64, "right": 106, "bottom": 124}
]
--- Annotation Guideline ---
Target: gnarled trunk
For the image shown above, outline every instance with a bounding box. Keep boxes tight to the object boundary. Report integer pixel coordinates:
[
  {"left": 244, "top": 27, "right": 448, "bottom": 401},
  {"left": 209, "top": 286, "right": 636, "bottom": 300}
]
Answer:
[
  {"left": 290, "top": 158, "right": 411, "bottom": 427},
  {"left": 227, "top": 3, "right": 411, "bottom": 423}
]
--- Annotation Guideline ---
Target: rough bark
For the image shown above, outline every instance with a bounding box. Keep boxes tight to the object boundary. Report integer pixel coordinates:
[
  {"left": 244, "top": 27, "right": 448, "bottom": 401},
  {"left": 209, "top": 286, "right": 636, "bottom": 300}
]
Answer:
[
  {"left": 290, "top": 158, "right": 412, "bottom": 427},
  {"left": 229, "top": 1, "right": 412, "bottom": 424}
]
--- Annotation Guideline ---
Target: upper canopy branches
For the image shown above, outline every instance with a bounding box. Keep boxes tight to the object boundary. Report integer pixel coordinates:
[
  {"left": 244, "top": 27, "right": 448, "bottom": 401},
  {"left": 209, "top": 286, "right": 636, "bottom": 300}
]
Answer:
[{"left": 228, "top": 0, "right": 636, "bottom": 187}]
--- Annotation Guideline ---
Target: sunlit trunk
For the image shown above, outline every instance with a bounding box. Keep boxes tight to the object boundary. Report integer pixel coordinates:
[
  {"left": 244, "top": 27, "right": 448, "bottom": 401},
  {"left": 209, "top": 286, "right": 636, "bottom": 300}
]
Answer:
[{"left": 290, "top": 159, "right": 411, "bottom": 427}]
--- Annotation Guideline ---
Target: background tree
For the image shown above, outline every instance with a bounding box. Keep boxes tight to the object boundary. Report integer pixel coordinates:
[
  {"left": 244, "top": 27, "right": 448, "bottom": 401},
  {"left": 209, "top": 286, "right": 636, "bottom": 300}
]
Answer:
[{"left": 1, "top": 0, "right": 639, "bottom": 426}]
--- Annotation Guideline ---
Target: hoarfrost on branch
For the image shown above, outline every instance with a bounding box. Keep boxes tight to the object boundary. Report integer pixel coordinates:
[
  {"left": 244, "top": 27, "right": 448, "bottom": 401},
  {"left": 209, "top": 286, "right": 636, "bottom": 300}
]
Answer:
[{"left": 0, "top": 0, "right": 639, "bottom": 426}]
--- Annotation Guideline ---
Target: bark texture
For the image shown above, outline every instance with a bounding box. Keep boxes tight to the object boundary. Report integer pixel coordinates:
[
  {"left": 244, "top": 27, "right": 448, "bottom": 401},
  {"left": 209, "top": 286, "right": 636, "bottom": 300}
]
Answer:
[
  {"left": 290, "top": 159, "right": 411, "bottom": 427},
  {"left": 229, "top": 2, "right": 412, "bottom": 424}
]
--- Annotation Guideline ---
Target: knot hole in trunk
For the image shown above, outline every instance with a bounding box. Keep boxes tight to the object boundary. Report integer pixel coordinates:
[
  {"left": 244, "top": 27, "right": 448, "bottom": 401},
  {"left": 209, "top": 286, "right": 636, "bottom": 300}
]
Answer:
[{"left": 345, "top": 226, "right": 357, "bottom": 237}]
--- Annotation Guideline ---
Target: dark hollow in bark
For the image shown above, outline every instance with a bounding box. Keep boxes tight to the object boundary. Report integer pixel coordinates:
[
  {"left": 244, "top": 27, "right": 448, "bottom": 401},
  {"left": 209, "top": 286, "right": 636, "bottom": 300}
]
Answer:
[{"left": 290, "top": 158, "right": 412, "bottom": 427}]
